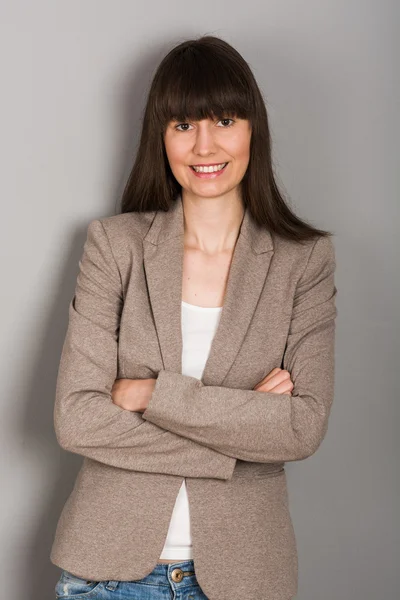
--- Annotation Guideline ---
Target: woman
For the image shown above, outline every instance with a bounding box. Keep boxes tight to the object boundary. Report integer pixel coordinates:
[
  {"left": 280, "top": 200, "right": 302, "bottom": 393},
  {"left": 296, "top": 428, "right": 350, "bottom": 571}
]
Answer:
[{"left": 51, "top": 36, "right": 337, "bottom": 600}]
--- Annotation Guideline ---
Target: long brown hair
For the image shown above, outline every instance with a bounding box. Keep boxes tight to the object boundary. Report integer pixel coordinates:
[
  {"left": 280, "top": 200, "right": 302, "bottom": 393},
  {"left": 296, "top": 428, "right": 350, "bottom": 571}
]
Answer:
[{"left": 119, "top": 35, "right": 332, "bottom": 243}]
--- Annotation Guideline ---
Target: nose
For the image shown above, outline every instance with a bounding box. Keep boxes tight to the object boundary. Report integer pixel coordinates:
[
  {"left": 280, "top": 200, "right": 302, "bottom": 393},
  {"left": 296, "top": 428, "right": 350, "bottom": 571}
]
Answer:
[{"left": 193, "top": 122, "right": 217, "bottom": 156}]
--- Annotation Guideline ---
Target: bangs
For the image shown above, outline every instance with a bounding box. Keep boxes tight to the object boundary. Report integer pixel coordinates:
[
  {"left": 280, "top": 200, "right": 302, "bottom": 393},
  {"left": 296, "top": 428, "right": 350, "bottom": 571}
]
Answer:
[{"left": 154, "top": 45, "right": 254, "bottom": 128}]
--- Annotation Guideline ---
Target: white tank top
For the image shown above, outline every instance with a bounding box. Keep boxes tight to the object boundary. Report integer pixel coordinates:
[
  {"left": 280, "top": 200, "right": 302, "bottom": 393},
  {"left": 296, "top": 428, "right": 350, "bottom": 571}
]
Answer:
[{"left": 158, "top": 300, "right": 223, "bottom": 560}]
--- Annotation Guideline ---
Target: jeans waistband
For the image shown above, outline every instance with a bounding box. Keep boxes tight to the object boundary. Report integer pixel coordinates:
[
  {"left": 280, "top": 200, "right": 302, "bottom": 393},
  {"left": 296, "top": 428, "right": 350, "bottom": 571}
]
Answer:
[{"left": 106, "top": 560, "right": 198, "bottom": 591}]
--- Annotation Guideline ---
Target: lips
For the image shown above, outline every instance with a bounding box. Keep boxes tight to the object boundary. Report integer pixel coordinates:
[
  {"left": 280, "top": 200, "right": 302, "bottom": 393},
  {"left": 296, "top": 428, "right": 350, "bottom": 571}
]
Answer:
[
  {"left": 189, "top": 162, "right": 229, "bottom": 179},
  {"left": 190, "top": 162, "right": 227, "bottom": 168}
]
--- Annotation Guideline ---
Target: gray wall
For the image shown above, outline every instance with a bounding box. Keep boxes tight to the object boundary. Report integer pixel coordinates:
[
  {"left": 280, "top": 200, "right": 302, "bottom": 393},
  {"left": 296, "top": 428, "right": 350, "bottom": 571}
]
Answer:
[{"left": 1, "top": 1, "right": 398, "bottom": 598}]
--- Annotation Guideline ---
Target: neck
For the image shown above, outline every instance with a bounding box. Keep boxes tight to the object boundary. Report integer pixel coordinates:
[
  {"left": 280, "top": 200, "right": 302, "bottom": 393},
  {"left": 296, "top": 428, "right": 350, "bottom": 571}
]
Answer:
[{"left": 181, "top": 191, "right": 245, "bottom": 255}]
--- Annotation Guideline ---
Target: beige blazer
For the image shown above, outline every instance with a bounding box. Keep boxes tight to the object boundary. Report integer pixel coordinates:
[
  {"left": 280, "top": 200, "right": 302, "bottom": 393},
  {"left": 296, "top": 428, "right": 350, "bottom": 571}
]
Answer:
[{"left": 50, "top": 194, "right": 337, "bottom": 600}]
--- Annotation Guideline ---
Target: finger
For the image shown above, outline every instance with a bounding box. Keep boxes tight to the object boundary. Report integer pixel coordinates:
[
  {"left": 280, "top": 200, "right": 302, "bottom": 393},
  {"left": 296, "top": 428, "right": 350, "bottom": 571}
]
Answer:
[
  {"left": 268, "top": 380, "right": 294, "bottom": 395},
  {"left": 253, "top": 368, "right": 283, "bottom": 390},
  {"left": 258, "top": 370, "right": 291, "bottom": 392},
  {"left": 262, "top": 368, "right": 282, "bottom": 383}
]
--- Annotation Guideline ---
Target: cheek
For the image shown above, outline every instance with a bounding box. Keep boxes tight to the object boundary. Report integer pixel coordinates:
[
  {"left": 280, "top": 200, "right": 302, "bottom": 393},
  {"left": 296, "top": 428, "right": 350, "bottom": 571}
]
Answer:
[
  {"left": 164, "top": 147, "right": 189, "bottom": 184},
  {"left": 231, "top": 147, "right": 251, "bottom": 173},
  {"left": 228, "top": 133, "right": 251, "bottom": 162},
  {"left": 164, "top": 143, "right": 187, "bottom": 170}
]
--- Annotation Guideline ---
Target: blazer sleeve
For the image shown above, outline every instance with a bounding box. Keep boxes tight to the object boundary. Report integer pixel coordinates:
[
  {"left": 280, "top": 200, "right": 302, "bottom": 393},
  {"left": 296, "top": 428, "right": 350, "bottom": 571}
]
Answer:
[
  {"left": 53, "top": 219, "right": 236, "bottom": 481},
  {"left": 142, "top": 234, "right": 338, "bottom": 463}
]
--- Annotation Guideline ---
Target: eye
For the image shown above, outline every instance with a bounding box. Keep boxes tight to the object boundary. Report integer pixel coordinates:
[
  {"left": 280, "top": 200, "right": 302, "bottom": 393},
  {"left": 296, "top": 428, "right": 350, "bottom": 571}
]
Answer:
[
  {"left": 174, "top": 118, "right": 235, "bottom": 131},
  {"left": 217, "top": 118, "right": 235, "bottom": 127},
  {"left": 174, "top": 122, "right": 193, "bottom": 131}
]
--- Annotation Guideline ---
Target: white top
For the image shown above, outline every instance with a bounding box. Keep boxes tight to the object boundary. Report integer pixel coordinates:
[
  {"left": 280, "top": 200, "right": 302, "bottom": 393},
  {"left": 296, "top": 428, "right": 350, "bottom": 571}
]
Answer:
[{"left": 158, "top": 300, "right": 223, "bottom": 560}]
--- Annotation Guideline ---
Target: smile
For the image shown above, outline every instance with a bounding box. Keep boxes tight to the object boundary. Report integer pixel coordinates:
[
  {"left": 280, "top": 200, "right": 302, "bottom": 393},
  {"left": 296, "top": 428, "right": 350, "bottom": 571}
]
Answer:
[{"left": 189, "top": 162, "right": 228, "bottom": 178}]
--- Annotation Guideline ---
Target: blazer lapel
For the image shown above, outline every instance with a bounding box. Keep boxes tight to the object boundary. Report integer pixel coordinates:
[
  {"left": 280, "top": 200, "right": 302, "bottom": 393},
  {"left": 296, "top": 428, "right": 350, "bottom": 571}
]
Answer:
[{"left": 143, "top": 194, "right": 274, "bottom": 387}]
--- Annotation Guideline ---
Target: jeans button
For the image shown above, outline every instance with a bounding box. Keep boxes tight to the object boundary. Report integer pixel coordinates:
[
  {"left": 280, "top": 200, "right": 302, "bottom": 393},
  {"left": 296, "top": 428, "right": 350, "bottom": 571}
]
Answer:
[{"left": 171, "top": 568, "right": 184, "bottom": 582}]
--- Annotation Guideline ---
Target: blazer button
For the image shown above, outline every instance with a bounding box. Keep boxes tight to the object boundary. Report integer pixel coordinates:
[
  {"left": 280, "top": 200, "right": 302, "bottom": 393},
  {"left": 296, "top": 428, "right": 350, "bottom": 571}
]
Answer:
[{"left": 171, "top": 568, "right": 184, "bottom": 582}]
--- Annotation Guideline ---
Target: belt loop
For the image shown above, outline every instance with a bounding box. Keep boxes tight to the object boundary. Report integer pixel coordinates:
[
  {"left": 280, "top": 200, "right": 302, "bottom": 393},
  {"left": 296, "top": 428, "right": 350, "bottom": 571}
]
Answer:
[{"left": 105, "top": 580, "right": 119, "bottom": 591}]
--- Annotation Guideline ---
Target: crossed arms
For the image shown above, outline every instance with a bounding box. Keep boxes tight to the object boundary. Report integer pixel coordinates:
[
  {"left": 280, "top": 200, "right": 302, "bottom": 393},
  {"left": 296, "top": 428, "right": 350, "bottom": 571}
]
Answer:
[{"left": 54, "top": 219, "right": 337, "bottom": 481}]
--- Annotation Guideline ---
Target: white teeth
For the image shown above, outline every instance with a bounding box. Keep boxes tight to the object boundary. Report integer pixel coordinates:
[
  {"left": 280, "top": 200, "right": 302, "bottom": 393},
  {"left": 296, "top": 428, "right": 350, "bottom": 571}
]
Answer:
[{"left": 192, "top": 163, "right": 227, "bottom": 173}]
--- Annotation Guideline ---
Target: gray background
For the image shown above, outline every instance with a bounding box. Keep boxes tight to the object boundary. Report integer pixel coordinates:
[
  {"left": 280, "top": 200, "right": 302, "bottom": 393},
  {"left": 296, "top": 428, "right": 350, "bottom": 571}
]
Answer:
[{"left": 1, "top": 1, "right": 398, "bottom": 599}]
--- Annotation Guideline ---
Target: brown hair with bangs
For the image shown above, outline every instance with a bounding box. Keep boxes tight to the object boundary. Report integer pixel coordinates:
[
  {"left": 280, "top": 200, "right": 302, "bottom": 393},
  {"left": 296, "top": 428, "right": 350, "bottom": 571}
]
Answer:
[{"left": 119, "top": 35, "right": 332, "bottom": 243}]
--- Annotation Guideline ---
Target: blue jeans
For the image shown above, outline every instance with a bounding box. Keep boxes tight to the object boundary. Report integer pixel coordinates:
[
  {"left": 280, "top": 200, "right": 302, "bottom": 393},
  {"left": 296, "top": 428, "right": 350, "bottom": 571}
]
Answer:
[{"left": 55, "top": 560, "right": 208, "bottom": 599}]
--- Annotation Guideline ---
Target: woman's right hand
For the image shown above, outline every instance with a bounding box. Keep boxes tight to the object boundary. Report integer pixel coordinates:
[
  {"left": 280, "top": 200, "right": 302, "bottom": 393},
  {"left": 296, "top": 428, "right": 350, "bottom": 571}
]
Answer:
[{"left": 253, "top": 368, "right": 294, "bottom": 396}]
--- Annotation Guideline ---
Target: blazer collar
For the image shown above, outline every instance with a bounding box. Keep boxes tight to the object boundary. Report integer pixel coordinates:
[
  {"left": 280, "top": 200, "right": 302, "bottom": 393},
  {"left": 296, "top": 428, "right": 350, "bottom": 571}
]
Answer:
[{"left": 143, "top": 194, "right": 275, "bottom": 386}]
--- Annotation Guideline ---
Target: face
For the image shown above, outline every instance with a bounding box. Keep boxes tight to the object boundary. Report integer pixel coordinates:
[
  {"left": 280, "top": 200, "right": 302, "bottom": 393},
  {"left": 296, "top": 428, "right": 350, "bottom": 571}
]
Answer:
[{"left": 163, "top": 115, "right": 252, "bottom": 200}]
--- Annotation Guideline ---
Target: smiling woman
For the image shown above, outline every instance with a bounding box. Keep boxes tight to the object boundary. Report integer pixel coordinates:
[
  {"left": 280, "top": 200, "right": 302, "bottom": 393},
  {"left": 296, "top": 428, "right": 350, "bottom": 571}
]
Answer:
[
  {"left": 51, "top": 34, "right": 337, "bottom": 600},
  {"left": 164, "top": 114, "right": 251, "bottom": 190},
  {"left": 119, "top": 35, "right": 331, "bottom": 243}
]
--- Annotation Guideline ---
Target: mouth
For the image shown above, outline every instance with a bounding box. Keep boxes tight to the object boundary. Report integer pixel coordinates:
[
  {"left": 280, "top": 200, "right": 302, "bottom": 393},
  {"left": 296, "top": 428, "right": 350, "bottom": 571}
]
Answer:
[{"left": 189, "top": 162, "right": 229, "bottom": 178}]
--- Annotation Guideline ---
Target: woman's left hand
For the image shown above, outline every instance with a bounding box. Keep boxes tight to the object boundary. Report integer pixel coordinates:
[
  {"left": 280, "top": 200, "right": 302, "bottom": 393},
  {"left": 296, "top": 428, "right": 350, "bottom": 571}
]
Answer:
[{"left": 111, "top": 378, "right": 157, "bottom": 413}]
